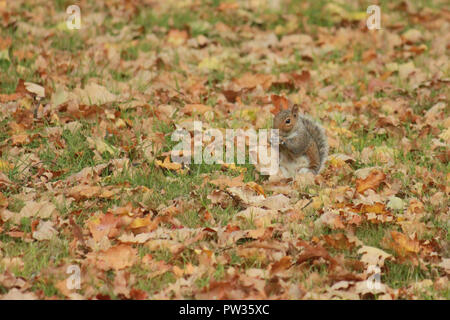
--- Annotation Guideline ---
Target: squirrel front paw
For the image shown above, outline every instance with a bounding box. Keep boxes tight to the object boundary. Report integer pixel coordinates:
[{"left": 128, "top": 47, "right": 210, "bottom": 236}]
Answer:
[{"left": 270, "top": 135, "right": 285, "bottom": 146}]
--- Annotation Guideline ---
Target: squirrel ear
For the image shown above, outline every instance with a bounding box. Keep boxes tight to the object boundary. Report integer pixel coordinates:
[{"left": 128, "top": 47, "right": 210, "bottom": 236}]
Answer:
[{"left": 292, "top": 104, "right": 299, "bottom": 116}]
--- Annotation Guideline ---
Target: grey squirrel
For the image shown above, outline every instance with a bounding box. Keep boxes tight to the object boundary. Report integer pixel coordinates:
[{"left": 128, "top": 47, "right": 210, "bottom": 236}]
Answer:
[{"left": 272, "top": 104, "right": 328, "bottom": 177}]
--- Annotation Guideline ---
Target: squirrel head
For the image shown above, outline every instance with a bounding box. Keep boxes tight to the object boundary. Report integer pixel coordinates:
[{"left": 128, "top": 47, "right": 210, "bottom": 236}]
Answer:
[{"left": 273, "top": 104, "right": 301, "bottom": 135}]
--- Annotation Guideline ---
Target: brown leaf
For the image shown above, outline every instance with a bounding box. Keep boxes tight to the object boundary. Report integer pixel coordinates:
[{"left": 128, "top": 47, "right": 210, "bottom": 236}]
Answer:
[
  {"left": 291, "top": 70, "right": 311, "bottom": 87},
  {"left": 32, "top": 220, "right": 58, "bottom": 241},
  {"left": 68, "top": 185, "right": 102, "bottom": 200},
  {"left": 358, "top": 246, "right": 392, "bottom": 267},
  {"left": 181, "top": 104, "right": 212, "bottom": 115},
  {"left": 384, "top": 231, "right": 420, "bottom": 257},
  {"left": 0, "top": 79, "right": 27, "bottom": 102},
  {"left": 91, "top": 244, "right": 137, "bottom": 271},
  {"left": 1, "top": 288, "right": 37, "bottom": 300},
  {"left": 270, "top": 256, "right": 292, "bottom": 275},
  {"left": 233, "top": 73, "right": 273, "bottom": 90},
  {"left": 296, "top": 241, "right": 338, "bottom": 269},
  {"left": 10, "top": 134, "right": 30, "bottom": 146},
  {"left": 323, "top": 233, "right": 355, "bottom": 251},
  {"left": 209, "top": 173, "right": 244, "bottom": 189},
  {"left": 355, "top": 169, "right": 386, "bottom": 194},
  {"left": 155, "top": 156, "right": 183, "bottom": 171},
  {"left": 222, "top": 89, "right": 241, "bottom": 103},
  {"left": 270, "top": 95, "right": 290, "bottom": 114},
  {"left": 129, "top": 288, "right": 148, "bottom": 300},
  {"left": 88, "top": 213, "right": 121, "bottom": 241},
  {"left": 167, "top": 29, "right": 189, "bottom": 46}
]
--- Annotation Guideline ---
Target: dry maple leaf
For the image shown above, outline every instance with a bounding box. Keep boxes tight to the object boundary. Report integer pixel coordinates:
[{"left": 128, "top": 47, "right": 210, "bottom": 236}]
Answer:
[
  {"left": 118, "top": 232, "right": 153, "bottom": 244},
  {"left": 246, "top": 181, "right": 266, "bottom": 197},
  {"left": 155, "top": 156, "right": 183, "bottom": 171},
  {"left": 68, "top": 185, "right": 102, "bottom": 200},
  {"left": 10, "top": 134, "right": 31, "bottom": 146},
  {"left": 261, "top": 194, "right": 290, "bottom": 210},
  {"left": 270, "top": 94, "right": 291, "bottom": 114},
  {"left": 1, "top": 288, "right": 37, "bottom": 300},
  {"left": 209, "top": 173, "right": 244, "bottom": 189},
  {"left": 128, "top": 215, "right": 158, "bottom": 232},
  {"left": 129, "top": 288, "right": 148, "bottom": 300},
  {"left": 24, "top": 82, "right": 45, "bottom": 98},
  {"left": 0, "top": 160, "right": 13, "bottom": 173},
  {"left": 88, "top": 213, "right": 121, "bottom": 241},
  {"left": 355, "top": 169, "right": 386, "bottom": 194},
  {"left": 207, "top": 189, "right": 234, "bottom": 208},
  {"left": 167, "top": 29, "right": 189, "bottom": 46},
  {"left": 227, "top": 186, "right": 266, "bottom": 207},
  {"left": 0, "top": 79, "right": 27, "bottom": 102},
  {"left": 384, "top": 231, "right": 420, "bottom": 257},
  {"left": 270, "top": 256, "right": 292, "bottom": 275},
  {"left": 32, "top": 220, "right": 58, "bottom": 241},
  {"left": 361, "top": 203, "right": 391, "bottom": 215},
  {"left": 181, "top": 104, "right": 212, "bottom": 115},
  {"left": 92, "top": 244, "right": 137, "bottom": 271},
  {"left": 323, "top": 233, "right": 355, "bottom": 251},
  {"left": 296, "top": 241, "right": 338, "bottom": 269},
  {"left": 357, "top": 246, "right": 392, "bottom": 267},
  {"left": 13, "top": 200, "right": 57, "bottom": 224},
  {"left": 222, "top": 89, "right": 242, "bottom": 103},
  {"left": 75, "top": 83, "right": 117, "bottom": 105},
  {"left": 233, "top": 73, "right": 273, "bottom": 90}
]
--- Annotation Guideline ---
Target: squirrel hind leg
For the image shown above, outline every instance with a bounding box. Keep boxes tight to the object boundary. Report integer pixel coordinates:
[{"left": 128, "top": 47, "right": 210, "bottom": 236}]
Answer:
[{"left": 305, "top": 143, "right": 321, "bottom": 174}]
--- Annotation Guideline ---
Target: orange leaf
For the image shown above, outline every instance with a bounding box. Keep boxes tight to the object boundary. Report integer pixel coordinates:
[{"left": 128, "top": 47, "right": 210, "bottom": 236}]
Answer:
[
  {"left": 270, "top": 256, "right": 292, "bottom": 275},
  {"left": 181, "top": 104, "right": 212, "bottom": 115},
  {"left": 93, "top": 244, "right": 137, "bottom": 270},
  {"left": 246, "top": 181, "right": 266, "bottom": 197},
  {"left": 129, "top": 216, "right": 152, "bottom": 229},
  {"left": 386, "top": 231, "right": 420, "bottom": 256},
  {"left": 270, "top": 95, "right": 290, "bottom": 114},
  {"left": 88, "top": 213, "right": 121, "bottom": 241},
  {"left": 361, "top": 203, "right": 390, "bottom": 215},
  {"left": 323, "top": 233, "right": 355, "bottom": 251},
  {"left": 355, "top": 169, "right": 386, "bottom": 194},
  {"left": 155, "top": 156, "right": 182, "bottom": 171},
  {"left": 11, "top": 134, "right": 30, "bottom": 146},
  {"left": 209, "top": 173, "right": 244, "bottom": 189}
]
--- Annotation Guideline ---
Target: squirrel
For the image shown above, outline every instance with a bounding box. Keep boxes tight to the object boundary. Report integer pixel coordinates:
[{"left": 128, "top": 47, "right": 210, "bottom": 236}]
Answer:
[{"left": 272, "top": 104, "right": 328, "bottom": 177}]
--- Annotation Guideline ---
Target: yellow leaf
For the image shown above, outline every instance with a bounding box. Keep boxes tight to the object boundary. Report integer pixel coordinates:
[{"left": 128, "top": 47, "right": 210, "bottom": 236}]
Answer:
[
  {"left": 0, "top": 160, "right": 12, "bottom": 172},
  {"left": 167, "top": 29, "right": 188, "bottom": 46},
  {"left": 439, "top": 127, "right": 450, "bottom": 144},
  {"left": 155, "top": 156, "right": 183, "bottom": 171},
  {"left": 129, "top": 216, "right": 152, "bottom": 229},
  {"left": 246, "top": 181, "right": 266, "bottom": 197},
  {"left": 198, "top": 57, "right": 221, "bottom": 71}
]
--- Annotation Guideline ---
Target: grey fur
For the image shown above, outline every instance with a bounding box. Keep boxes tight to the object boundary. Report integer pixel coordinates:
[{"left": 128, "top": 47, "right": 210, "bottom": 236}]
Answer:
[{"left": 298, "top": 115, "right": 328, "bottom": 173}]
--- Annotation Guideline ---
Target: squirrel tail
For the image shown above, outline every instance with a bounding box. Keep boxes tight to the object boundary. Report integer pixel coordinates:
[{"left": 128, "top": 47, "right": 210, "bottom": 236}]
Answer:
[{"left": 301, "top": 116, "right": 329, "bottom": 173}]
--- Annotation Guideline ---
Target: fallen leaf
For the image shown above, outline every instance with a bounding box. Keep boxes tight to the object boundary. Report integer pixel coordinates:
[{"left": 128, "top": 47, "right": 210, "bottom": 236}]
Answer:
[
  {"left": 155, "top": 156, "right": 183, "bottom": 171},
  {"left": 358, "top": 246, "right": 392, "bottom": 267},
  {"left": 24, "top": 82, "right": 45, "bottom": 98},
  {"left": 356, "top": 169, "right": 386, "bottom": 194},
  {"left": 91, "top": 244, "right": 137, "bottom": 271},
  {"left": 32, "top": 220, "right": 58, "bottom": 241}
]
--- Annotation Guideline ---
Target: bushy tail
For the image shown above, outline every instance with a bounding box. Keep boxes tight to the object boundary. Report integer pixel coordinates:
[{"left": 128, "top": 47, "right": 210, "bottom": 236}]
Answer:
[{"left": 301, "top": 116, "right": 329, "bottom": 173}]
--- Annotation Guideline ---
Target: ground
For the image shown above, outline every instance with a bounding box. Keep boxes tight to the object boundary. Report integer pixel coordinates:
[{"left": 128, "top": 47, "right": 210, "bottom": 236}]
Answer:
[{"left": 0, "top": 0, "right": 448, "bottom": 300}]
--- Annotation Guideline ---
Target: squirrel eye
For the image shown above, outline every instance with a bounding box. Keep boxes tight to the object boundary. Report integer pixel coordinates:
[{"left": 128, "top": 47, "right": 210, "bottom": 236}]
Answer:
[{"left": 285, "top": 118, "right": 291, "bottom": 124}]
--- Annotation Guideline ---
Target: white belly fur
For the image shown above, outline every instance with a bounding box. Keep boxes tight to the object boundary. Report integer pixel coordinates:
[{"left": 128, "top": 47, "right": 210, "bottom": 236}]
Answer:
[{"left": 278, "top": 152, "right": 309, "bottom": 178}]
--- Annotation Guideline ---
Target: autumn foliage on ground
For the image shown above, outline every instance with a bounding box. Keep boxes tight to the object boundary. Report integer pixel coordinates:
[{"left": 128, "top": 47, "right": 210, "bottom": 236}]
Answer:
[{"left": 0, "top": 0, "right": 448, "bottom": 299}]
